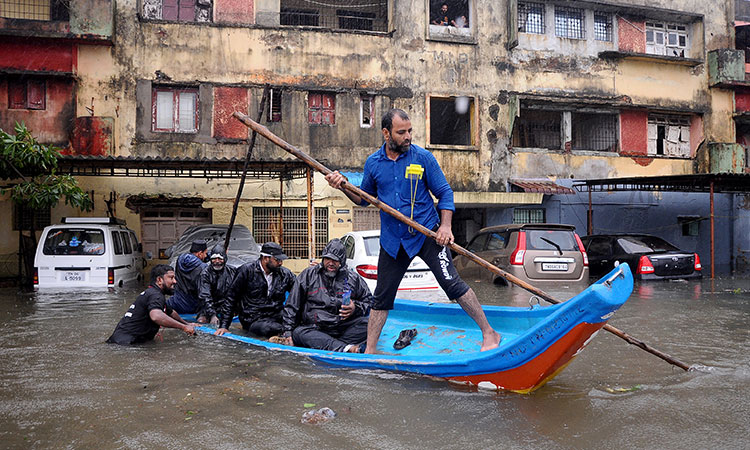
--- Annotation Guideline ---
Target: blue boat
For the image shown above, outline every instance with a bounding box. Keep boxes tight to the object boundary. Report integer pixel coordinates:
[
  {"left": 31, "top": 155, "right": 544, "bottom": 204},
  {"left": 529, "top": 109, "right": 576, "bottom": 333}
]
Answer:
[{"left": 187, "top": 264, "right": 633, "bottom": 393}]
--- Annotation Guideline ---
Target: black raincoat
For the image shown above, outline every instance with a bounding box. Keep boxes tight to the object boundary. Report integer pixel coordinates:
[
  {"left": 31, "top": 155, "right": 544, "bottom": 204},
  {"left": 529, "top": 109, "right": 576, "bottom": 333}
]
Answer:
[{"left": 197, "top": 245, "right": 236, "bottom": 320}]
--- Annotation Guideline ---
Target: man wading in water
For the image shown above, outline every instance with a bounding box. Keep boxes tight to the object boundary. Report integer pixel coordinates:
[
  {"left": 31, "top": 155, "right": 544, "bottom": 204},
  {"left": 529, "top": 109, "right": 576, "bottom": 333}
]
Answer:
[{"left": 325, "top": 108, "right": 501, "bottom": 354}]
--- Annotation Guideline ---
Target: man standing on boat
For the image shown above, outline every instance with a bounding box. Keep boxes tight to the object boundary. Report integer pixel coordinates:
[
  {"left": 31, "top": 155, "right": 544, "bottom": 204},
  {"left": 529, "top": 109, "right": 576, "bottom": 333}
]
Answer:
[
  {"left": 278, "top": 238, "right": 372, "bottom": 353},
  {"left": 325, "top": 108, "right": 501, "bottom": 354},
  {"left": 215, "top": 242, "right": 295, "bottom": 338},
  {"left": 107, "top": 264, "right": 195, "bottom": 345}
]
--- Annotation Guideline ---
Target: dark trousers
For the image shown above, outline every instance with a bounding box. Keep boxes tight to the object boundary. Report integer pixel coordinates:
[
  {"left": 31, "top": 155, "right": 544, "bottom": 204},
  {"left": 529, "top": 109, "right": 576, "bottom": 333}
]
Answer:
[
  {"left": 292, "top": 316, "right": 369, "bottom": 352},
  {"left": 243, "top": 317, "right": 283, "bottom": 338}
]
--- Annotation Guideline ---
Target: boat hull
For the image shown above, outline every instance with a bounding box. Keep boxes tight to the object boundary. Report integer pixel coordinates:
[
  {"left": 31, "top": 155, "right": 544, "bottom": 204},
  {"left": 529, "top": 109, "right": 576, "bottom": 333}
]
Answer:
[{"left": 187, "top": 264, "right": 633, "bottom": 393}]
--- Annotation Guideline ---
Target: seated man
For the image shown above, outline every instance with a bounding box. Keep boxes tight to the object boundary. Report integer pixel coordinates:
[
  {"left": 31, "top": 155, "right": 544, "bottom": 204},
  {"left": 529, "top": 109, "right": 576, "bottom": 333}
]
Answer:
[
  {"left": 197, "top": 244, "right": 236, "bottom": 325},
  {"left": 279, "top": 238, "right": 372, "bottom": 353},
  {"left": 167, "top": 239, "right": 208, "bottom": 314},
  {"left": 107, "top": 264, "right": 195, "bottom": 345},
  {"left": 215, "top": 242, "right": 295, "bottom": 337}
]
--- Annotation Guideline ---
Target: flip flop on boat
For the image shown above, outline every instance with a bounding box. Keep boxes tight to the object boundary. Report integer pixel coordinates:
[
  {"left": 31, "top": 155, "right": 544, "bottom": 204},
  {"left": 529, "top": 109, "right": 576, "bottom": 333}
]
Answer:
[{"left": 394, "top": 328, "right": 418, "bottom": 350}]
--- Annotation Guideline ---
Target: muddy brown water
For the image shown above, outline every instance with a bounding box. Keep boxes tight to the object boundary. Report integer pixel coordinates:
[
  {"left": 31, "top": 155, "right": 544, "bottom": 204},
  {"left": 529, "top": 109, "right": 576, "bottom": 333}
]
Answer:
[{"left": 0, "top": 276, "right": 748, "bottom": 449}]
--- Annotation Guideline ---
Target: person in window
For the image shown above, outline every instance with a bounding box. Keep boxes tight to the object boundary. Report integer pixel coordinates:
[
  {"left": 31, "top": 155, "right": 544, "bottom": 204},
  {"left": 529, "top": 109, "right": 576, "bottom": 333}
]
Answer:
[
  {"left": 432, "top": 3, "right": 451, "bottom": 26},
  {"left": 167, "top": 239, "right": 208, "bottom": 314},
  {"left": 215, "top": 242, "right": 295, "bottom": 338},
  {"left": 277, "top": 239, "right": 372, "bottom": 353},
  {"left": 107, "top": 264, "right": 195, "bottom": 345},
  {"left": 325, "top": 108, "right": 501, "bottom": 354},
  {"left": 196, "top": 244, "right": 236, "bottom": 326}
]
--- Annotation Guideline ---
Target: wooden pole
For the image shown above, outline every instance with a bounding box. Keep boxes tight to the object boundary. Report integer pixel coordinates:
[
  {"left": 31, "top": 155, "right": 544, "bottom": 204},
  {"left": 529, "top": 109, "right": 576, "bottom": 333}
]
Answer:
[
  {"left": 224, "top": 85, "right": 270, "bottom": 250},
  {"left": 279, "top": 176, "right": 284, "bottom": 245},
  {"left": 307, "top": 168, "right": 315, "bottom": 263},
  {"left": 232, "top": 112, "right": 692, "bottom": 372}
]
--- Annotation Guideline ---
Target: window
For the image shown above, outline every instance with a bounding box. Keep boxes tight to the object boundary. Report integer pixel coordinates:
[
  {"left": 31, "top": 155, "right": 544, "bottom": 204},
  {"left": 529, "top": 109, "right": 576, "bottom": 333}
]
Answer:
[
  {"left": 142, "top": 0, "right": 211, "bottom": 22},
  {"left": 646, "top": 22, "right": 688, "bottom": 57},
  {"left": 152, "top": 87, "right": 199, "bottom": 133},
  {"left": 12, "top": 204, "right": 50, "bottom": 231},
  {"left": 0, "top": 0, "right": 68, "bottom": 20},
  {"left": 267, "top": 89, "right": 282, "bottom": 123},
  {"left": 308, "top": 92, "right": 335, "bottom": 125},
  {"left": 360, "top": 95, "right": 374, "bottom": 128},
  {"left": 513, "top": 109, "right": 561, "bottom": 149},
  {"left": 42, "top": 228, "right": 105, "bottom": 256},
  {"left": 555, "top": 6, "right": 585, "bottom": 39},
  {"left": 571, "top": 113, "right": 618, "bottom": 151},
  {"left": 518, "top": 2, "right": 545, "bottom": 35},
  {"left": 678, "top": 216, "right": 700, "bottom": 236},
  {"left": 353, "top": 207, "right": 380, "bottom": 231},
  {"left": 111, "top": 231, "right": 123, "bottom": 255},
  {"left": 467, "top": 233, "right": 488, "bottom": 252},
  {"left": 8, "top": 78, "right": 45, "bottom": 110},
  {"left": 429, "top": 0, "right": 471, "bottom": 29},
  {"left": 252, "top": 207, "right": 328, "bottom": 258},
  {"left": 594, "top": 12, "right": 612, "bottom": 42},
  {"left": 120, "top": 231, "right": 133, "bottom": 254},
  {"left": 513, "top": 209, "right": 545, "bottom": 224},
  {"left": 648, "top": 114, "right": 691, "bottom": 157},
  {"left": 428, "top": 96, "right": 475, "bottom": 147},
  {"left": 280, "top": 1, "right": 387, "bottom": 32},
  {"left": 338, "top": 9, "right": 375, "bottom": 31},
  {"left": 280, "top": 8, "right": 319, "bottom": 26}
]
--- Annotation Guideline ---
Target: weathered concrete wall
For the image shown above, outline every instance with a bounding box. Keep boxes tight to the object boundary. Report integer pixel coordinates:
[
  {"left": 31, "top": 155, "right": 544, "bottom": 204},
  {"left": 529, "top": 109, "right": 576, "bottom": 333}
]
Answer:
[{"left": 0, "top": 77, "right": 76, "bottom": 145}]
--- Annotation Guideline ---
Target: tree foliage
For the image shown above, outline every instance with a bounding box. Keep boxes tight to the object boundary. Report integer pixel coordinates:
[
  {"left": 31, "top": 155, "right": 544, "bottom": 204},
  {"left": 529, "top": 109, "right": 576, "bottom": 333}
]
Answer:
[{"left": 0, "top": 122, "right": 93, "bottom": 212}]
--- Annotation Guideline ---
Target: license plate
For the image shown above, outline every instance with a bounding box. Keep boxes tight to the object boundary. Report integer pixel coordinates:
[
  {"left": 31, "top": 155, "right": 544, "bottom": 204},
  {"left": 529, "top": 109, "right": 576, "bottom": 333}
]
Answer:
[
  {"left": 542, "top": 263, "right": 568, "bottom": 271},
  {"left": 62, "top": 271, "right": 84, "bottom": 282}
]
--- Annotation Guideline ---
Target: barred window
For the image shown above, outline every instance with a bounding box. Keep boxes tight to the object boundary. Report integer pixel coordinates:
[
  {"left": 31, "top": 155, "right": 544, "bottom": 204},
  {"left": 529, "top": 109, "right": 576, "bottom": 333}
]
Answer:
[
  {"left": 513, "top": 209, "right": 545, "bottom": 224},
  {"left": 252, "top": 207, "right": 328, "bottom": 258},
  {"left": 267, "top": 89, "right": 282, "bottom": 123},
  {"left": 594, "top": 12, "right": 612, "bottom": 42},
  {"left": 0, "top": 0, "right": 69, "bottom": 21},
  {"left": 512, "top": 109, "right": 561, "bottom": 150},
  {"left": 572, "top": 113, "right": 618, "bottom": 152},
  {"left": 353, "top": 207, "right": 380, "bottom": 231},
  {"left": 13, "top": 204, "right": 51, "bottom": 231},
  {"left": 279, "top": 1, "right": 388, "bottom": 32},
  {"left": 518, "top": 2, "right": 545, "bottom": 35},
  {"left": 555, "top": 6, "right": 585, "bottom": 39}
]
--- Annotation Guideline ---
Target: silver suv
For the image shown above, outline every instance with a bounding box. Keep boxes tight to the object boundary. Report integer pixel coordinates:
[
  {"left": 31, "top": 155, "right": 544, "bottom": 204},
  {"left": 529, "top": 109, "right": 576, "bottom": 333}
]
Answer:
[{"left": 454, "top": 224, "right": 589, "bottom": 285}]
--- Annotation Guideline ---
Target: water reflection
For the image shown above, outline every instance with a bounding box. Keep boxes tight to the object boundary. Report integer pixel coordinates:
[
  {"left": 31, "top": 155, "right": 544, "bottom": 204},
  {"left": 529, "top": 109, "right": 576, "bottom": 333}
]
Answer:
[{"left": 0, "top": 277, "right": 748, "bottom": 448}]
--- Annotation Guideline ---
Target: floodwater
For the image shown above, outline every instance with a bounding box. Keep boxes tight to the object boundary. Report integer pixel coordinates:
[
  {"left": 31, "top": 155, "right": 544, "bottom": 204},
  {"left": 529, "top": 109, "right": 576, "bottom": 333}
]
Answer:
[{"left": 1, "top": 276, "right": 748, "bottom": 449}]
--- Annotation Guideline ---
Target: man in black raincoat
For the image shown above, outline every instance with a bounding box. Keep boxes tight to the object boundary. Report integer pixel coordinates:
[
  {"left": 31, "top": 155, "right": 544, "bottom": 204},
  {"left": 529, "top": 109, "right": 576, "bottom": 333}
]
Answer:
[
  {"left": 216, "top": 242, "right": 295, "bottom": 338},
  {"left": 280, "top": 238, "right": 372, "bottom": 353},
  {"left": 196, "top": 244, "right": 236, "bottom": 325}
]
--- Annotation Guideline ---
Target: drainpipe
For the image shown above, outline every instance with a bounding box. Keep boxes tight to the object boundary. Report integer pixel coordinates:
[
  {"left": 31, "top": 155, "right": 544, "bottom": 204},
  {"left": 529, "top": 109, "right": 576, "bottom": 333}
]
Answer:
[{"left": 710, "top": 181, "right": 715, "bottom": 279}]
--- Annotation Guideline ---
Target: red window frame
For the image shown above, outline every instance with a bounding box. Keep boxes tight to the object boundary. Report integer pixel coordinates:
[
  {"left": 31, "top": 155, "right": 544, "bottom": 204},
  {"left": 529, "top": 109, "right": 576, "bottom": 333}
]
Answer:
[
  {"left": 8, "top": 79, "right": 46, "bottom": 110},
  {"left": 151, "top": 87, "right": 199, "bottom": 133},
  {"left": 308, "top": 92, "right": 336, "bottom": 125}
]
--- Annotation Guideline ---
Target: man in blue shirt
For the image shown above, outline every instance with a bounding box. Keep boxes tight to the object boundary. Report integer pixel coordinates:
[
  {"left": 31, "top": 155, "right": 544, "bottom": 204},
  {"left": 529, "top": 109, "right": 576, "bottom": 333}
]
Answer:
[{"left": 326, "top": 108, "right": 500, "bottom": 354}]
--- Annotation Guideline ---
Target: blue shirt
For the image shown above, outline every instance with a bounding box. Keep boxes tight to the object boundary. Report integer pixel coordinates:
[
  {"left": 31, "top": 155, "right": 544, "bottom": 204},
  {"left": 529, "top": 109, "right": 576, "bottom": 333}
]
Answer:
[{"left": 359, "top": 143, "right": 455, "bottom": 259}]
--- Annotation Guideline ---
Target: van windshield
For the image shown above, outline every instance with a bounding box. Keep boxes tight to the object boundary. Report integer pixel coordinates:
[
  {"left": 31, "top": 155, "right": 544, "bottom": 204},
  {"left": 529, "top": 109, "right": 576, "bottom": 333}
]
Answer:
[{"left": 43, "top": 228, "right": 106, "bottom": 256}]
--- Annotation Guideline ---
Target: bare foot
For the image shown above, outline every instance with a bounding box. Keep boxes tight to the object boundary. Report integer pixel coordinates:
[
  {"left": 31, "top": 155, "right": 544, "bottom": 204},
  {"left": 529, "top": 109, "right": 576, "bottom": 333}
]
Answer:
[
  {"left": 480, "top": 330, "right": 502, "bottom": 352},
  {"left": 364, "top": 346, "right": 378, "bottom": 354}
]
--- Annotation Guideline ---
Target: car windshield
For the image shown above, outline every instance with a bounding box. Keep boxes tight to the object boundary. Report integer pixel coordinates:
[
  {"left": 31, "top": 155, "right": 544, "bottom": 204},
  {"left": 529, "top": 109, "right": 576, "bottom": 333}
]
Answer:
[
  {"left": 363, "top": 236, "right": 380, "bottom": 256},
  {"left": 526, "top": 230, "right": 577, "bottom": 251},
  {"left": 43, "top": 228, "right": 105, "bottom": 255},
  {"left": 617, "top": 236, "right": 679, "bottom": 253}
]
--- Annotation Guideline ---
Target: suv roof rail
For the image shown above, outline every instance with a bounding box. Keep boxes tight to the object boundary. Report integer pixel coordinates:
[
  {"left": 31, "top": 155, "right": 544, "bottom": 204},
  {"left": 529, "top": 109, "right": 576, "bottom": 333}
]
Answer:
[{"left": 61, "top": 217, "right": 126, "bottom": 226}]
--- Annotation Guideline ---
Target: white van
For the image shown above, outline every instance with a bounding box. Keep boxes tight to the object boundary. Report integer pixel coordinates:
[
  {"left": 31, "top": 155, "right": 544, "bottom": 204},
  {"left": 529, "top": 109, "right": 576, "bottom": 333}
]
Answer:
[{"left": 34, "top": 217, "right": 145, "bottom": 288}]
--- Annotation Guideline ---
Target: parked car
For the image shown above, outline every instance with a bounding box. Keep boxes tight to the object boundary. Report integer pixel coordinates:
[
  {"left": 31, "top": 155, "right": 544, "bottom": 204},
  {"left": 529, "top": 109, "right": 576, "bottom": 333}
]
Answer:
[
  {"left": 340, "top": 230, "right": 448, "bottom": 301},
  {"left": 165, "top": 224, "right": 260, "bottom": 269},
  {"left": 581, "top": 234, "right": 702, "bottom": 280},
  {"left": 34, "top": 217, "right": 144, "bottom": 288},
  {"left": 454, "top": 224, "right": 589, "bottom": 285}
]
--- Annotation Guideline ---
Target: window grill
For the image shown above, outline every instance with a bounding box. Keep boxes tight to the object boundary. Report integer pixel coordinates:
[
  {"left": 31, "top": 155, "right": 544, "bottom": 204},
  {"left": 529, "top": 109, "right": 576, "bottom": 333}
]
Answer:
[
  {"left": 13, "top": 204, "right": 51, "bottom": 231},
  {"left": 513, "top": 109, "right": 561, "bottom": 150},
  {"left": 518, "top": 2, "right": 545, "bottom": 34},
  {"left": 594, "top": 12, "right": 612, "bottom": 42},
  {"left": 555, "top": 6, "right": 585, "bottom": 39},
  {"left": 353, "top": 207, "right": 380, "bottom": 231},
  {"left": 513, "top": 209, "right": 545, "bottom": 224},
  {"left": 572, "top": 113, "right": 618, "bottom": 152},
  {"left": 0, "top": 0, "right": 50, "bottom": 20},
  {"left": 253, "top": 207, "right": 328, "bottom": 258},
  {"left": 280, "top": 1, "right": 388, "bottom": 32}
]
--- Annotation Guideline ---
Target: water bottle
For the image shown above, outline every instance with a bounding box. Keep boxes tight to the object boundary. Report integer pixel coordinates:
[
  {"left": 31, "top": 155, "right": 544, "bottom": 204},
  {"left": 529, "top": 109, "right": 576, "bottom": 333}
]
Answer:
[{"left": 341, "top": 289, "right": 351, "bottom": 305}]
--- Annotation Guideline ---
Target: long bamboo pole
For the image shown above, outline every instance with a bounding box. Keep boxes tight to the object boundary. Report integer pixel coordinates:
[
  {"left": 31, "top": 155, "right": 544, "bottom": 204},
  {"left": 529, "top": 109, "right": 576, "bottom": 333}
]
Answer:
[{"left": 232, "top": 112, "right": 692, "bottom": 371}]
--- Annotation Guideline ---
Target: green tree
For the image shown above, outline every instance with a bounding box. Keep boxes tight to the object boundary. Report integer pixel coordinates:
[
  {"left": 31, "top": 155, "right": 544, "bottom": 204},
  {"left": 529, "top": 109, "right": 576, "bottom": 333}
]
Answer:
[{"left": 0, "top": 122, "right": 93, "bottom": 288}]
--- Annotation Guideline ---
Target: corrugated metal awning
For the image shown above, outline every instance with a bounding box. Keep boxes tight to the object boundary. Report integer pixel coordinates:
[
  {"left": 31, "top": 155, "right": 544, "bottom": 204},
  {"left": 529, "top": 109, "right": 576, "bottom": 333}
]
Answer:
[{"left": 509, "top": 179, "right": 575, "bottom": 195}]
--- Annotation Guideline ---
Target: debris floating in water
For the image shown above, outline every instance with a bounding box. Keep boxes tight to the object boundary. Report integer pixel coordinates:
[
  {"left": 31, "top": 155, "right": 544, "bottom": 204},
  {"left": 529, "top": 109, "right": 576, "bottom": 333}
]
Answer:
[{"left": 301, "top": 407, "right": 336, "bottom": 424}]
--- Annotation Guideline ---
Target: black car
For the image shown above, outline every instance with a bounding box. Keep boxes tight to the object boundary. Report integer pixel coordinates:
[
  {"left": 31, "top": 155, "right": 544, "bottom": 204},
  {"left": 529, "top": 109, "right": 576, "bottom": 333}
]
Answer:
[
  {"left": 581, "top": 234, "right": 702, "bottom": 280},
  {"left": 164, "top": 224, "right": 260, "bottom": 269}
]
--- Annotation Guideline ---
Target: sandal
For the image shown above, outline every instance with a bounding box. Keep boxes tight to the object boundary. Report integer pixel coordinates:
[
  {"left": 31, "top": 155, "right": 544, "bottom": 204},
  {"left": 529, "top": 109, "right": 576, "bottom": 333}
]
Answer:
[{"left": 393, "top": 328, "right": 418, "bottom": 350}]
